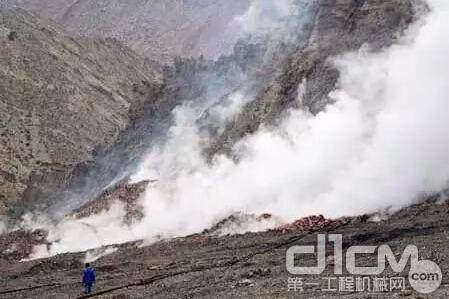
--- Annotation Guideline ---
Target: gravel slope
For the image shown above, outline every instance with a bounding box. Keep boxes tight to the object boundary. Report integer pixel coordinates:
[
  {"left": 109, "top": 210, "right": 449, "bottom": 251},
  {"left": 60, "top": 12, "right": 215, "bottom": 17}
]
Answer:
[{"left": 1, "top": 198, "right": 448, "bottom": 298}]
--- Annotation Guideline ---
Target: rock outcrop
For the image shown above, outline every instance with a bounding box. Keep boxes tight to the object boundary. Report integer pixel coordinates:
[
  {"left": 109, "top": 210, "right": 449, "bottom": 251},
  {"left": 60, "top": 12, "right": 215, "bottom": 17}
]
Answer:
[{"left": 71, "top": 180, "right": 150, "bottom": 223}]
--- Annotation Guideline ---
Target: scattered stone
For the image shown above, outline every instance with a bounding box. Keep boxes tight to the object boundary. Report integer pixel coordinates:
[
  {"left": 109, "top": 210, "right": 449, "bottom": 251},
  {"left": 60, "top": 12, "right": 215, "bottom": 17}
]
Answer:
[
  {"left": 236, "top": 279, "right": 254, "bottom": 287},
  {"left": 7, "top": 31, "right": 17, "bottom": 41},
  {"left": 0, "top": 229, "right": 49, "bottom": 261},
  {"left": 203, "top": 212, "right": 281, "bottom": 236},
  {"left": 243, "top": 268, "right": 271, "bottom": 279}
]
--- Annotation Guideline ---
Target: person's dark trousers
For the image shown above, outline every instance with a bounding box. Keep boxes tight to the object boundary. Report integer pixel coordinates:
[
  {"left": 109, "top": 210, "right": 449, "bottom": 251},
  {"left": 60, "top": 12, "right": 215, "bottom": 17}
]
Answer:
[{"left": 84, "top": 283, "right": 93, "bottom": 294}]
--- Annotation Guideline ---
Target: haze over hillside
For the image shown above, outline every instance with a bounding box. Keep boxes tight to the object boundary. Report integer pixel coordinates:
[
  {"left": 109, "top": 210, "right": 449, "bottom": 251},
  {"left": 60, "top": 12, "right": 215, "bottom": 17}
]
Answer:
[
  {"left": 1, "top": 0, "right": 251, "bottom": 62},
  {"left": 0, "top": 7, "right": 164, "bottom": 214},
  {"left": 1, "top": 0, "right": 438, "bottom": 253}
]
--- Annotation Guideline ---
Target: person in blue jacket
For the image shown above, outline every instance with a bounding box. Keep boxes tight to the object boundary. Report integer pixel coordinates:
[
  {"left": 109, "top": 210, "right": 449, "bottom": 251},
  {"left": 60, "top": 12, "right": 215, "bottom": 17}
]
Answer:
[{"left": 82, "top": 263, "right": 96, "bottom": 294}]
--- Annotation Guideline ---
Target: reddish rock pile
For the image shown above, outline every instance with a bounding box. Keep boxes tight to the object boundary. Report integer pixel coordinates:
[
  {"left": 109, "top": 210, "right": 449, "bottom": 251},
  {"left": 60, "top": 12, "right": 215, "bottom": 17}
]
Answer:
[
  {"left": 203, "top": 213, "right": 350, "bottom": 236},
  {"left": 277, "top": 215, "right": 349, "bottom": 234},
  {"left": 203, "top": 212, "right": 280, "bottom": 236}
]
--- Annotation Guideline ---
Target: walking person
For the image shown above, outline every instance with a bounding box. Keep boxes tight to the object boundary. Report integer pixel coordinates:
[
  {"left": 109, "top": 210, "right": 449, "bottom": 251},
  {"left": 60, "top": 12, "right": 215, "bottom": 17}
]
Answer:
[{"left": 82, "top": 263, "right": 96, "bottom": 294}]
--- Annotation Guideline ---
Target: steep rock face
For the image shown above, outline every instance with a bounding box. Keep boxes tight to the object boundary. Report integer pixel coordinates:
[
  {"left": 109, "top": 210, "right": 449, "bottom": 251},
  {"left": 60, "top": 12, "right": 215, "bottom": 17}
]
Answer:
[
  {"left": 1, "top": 0, "right": 250, "bottom": 62},
  {"left": 0, "top": 8, "right": 161, "bottom": 213},
  {"left": 209, "top": 0, "right": 423, "bottom": 156}
]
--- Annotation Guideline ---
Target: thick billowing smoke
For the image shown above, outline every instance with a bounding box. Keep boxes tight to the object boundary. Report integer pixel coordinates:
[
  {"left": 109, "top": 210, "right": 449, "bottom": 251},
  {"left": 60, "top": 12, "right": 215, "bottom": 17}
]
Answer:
[
  {"left": 22, "top": 202, "right": 135, "bottom": 258},
  {"left": 131, "top": 0, "right": 449, "bottom": 224},
  {"left": 22, "top": 0, "right": 449, "bottom": 258}
]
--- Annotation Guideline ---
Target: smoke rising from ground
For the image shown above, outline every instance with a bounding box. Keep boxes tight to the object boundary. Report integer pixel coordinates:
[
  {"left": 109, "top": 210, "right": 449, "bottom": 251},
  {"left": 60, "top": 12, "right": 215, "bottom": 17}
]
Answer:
[
  {"left": 84, "top": 247, "right": 118, "bottom": 263},
  {"left": 20, "top": 0, "right": 449, "bottom": 258},
  {"left": 131, "top": 0, "right": 449, "bottom": 223}
]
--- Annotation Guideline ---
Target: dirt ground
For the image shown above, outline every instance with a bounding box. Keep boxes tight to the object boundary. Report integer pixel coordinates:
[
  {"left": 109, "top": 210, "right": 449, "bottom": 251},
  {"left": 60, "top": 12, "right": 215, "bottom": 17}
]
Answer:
[{"left": 1, "top": 199, "right": 449, "bottom": 299}]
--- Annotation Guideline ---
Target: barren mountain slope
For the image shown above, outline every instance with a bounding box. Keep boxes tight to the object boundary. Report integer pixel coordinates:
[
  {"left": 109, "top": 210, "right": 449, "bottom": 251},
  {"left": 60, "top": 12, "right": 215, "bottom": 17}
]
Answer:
[
  {"left": 0, "top": 8, "right": 161, "bottom": 214},
  {"left": 209, "top": 0, "right": 424, "bottom": 156},
  {"left": 1, "top": 0, "right": 250, "bottom": 62},
  {"left": 0, "top": 0, "right": 425, "bottom": 218},
  {"left": 0, "top": 1, "right": 447, "bottom": 298}
]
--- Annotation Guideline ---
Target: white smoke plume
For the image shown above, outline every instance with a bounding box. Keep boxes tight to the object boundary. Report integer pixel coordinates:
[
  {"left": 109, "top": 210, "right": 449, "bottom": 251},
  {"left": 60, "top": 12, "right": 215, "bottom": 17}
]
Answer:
[
  {"left": 130, "top": 0, "right": 449, "bottom": 230},
  {"left": 21, "top": 0, "right": 449, "bottom": 258},
  {"left": 231, "top": 0, "right": 296, "bottom": 36},
  {"left": 22, "top": 202, "right": 138, "bottom": 258},
  {"left": 84, "top": 246, "right": 118, "bottom": 263}
]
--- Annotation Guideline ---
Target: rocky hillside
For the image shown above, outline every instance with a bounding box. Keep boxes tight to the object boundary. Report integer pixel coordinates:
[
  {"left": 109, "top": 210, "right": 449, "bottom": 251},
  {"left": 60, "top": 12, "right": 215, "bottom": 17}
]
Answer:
[
  {"left": 0, "top": 8, "right": 162, "bottom": 215},
  {"left": 1, "top": 0, "right": 250, "bottom": 62},
  {"left": 209, "top": 0, "right": 424, "bottom": 156},
  {"left": 1, "top": 0, "right": 447, "bottom": 298},
  {"left": 0, "top": 5, "right": 279, "bottom": 220},
  {"left": 0, "top": 0, "right": 425, "bottom": 220}
]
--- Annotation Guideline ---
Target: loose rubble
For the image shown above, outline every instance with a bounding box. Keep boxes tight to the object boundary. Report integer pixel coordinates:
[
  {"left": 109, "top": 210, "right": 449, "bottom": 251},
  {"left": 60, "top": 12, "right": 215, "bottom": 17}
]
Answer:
[
  {"left": 276, "top": 215, "right": 350, "bottom": 233},
  {"left": 71, "top": 180, "right": 149, "bottom": 224}
]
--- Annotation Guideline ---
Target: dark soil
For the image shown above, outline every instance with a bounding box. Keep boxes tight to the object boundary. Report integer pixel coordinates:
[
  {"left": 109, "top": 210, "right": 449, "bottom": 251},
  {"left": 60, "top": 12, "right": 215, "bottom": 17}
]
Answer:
[{"left": 1, "top": 199, "right": 449, "bottom": 298}]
